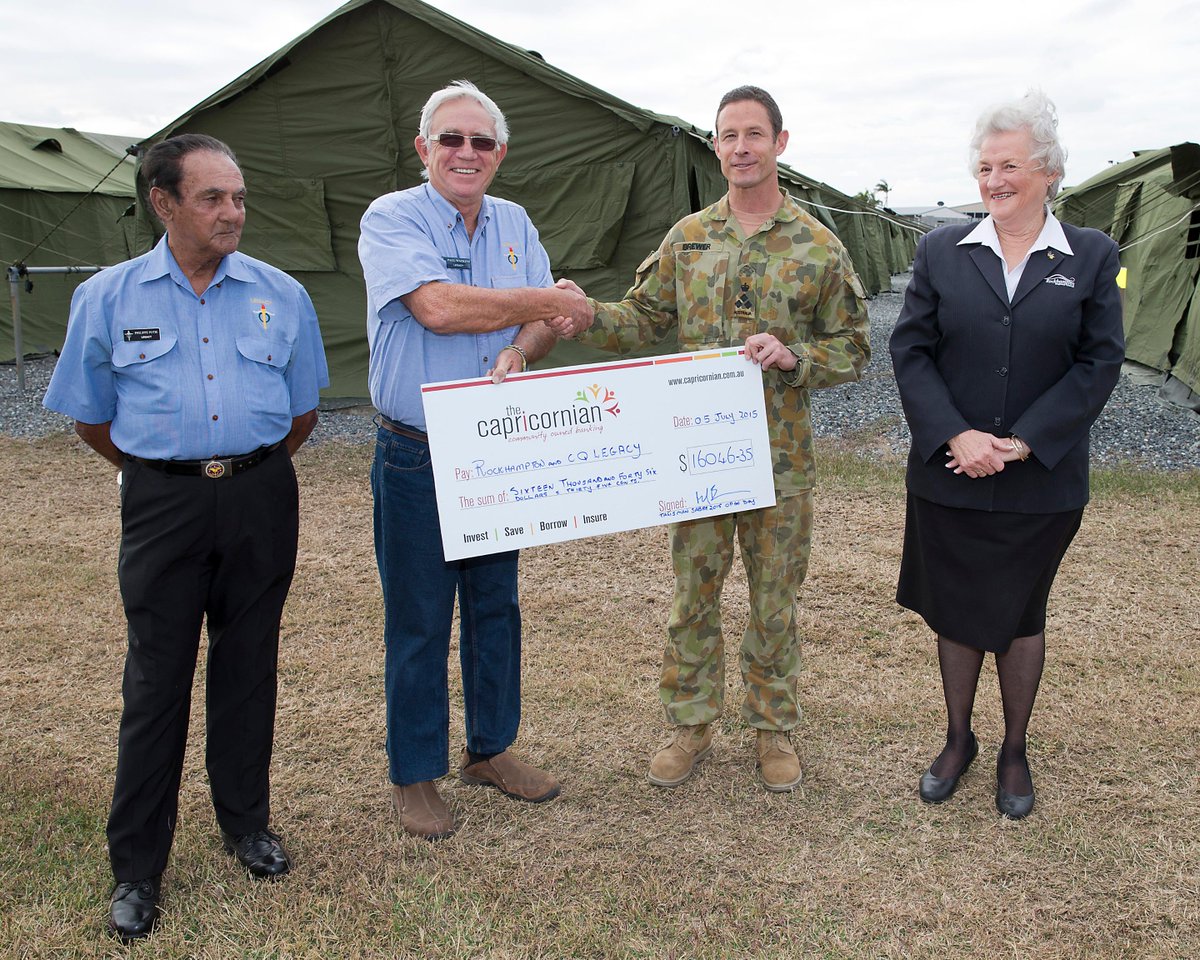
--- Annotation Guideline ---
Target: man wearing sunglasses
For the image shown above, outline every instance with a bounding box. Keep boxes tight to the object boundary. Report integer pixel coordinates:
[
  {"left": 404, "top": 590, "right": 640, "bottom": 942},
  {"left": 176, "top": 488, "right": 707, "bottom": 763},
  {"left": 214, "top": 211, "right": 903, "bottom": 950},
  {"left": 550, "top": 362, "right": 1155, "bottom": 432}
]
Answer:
[{"left": 358, "top": 80, "right": 590, "bottom": 841}]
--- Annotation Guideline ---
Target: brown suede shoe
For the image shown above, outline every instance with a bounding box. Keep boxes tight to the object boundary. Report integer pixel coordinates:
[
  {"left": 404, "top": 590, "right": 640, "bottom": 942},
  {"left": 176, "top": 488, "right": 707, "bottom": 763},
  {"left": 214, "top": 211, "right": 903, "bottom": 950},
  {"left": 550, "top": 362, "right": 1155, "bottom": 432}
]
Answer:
[
  {"left": 756, "top": 729, "right": 802, "bottom": 792},
  {"left": 459, "top": 749, "right": 561, "bottom": 802},
  {"left": 391, "top": 780, "right": 455, "bottom": 840},
  {"left": 647, "top": 724, "right": 712, "bottom": 787}
]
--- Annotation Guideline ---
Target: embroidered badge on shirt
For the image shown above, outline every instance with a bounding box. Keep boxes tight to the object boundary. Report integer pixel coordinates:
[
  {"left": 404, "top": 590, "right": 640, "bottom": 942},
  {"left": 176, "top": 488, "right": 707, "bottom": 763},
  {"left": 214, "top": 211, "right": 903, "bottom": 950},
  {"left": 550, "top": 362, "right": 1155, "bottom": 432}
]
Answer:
[
  {"left": 681, "top": 242, "right": 712, "bottom": 251},
  {"left": 506, "top": 245, "right": 520, "bottom": 269},
  {"left": 733, "top": 265, "right": 755, "bottom": 322},
  {"left": 254, "top": 301, "right": 272, "bottom": 332},
  {"left": 1044, "top": 274, "right": 1076, "bottom": 288},
  {"left": 122, "top": 328, "right": 160, "bottom": 342}
]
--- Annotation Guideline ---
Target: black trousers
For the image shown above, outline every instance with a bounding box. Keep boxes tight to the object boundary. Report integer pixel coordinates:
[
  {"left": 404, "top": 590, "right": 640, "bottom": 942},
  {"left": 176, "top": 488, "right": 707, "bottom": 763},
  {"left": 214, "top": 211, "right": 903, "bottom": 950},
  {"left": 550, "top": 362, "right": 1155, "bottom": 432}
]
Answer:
[{"left": 107, "top": 448, "right": 298, "bottom": 882}]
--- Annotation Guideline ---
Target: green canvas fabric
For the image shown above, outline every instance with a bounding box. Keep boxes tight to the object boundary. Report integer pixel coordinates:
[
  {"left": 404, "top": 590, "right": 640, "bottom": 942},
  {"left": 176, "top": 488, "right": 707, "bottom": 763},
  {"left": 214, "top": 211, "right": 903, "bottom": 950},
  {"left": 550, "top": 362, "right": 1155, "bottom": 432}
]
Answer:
[
  {"left": 119, "top": 0, "right": 906, "bottom": 396},
  {"left": 1055, "top": 143, "right": 1200, "bottom": 394},
  {"left": 0, "top": 122, "right": 137, "bottom": 361}
]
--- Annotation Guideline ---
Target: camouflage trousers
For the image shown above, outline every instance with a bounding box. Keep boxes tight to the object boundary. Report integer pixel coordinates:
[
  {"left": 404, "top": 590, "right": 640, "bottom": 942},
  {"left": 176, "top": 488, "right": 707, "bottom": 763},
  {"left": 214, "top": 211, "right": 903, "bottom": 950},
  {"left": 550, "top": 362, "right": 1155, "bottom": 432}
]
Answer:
[{"left": 660, "top": 490, "right": 813, "bottom": 731}]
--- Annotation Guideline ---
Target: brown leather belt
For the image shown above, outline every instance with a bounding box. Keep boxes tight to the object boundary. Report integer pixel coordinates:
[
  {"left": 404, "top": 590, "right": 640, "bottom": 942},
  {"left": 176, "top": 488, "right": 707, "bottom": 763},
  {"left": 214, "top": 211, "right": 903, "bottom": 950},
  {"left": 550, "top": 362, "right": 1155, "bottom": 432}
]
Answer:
[
  {"left": 126, "top": 441, "right": 282, "bottom": 479},
  {"left": 378, "top": 416, "right": 428, "bottom": 443}
]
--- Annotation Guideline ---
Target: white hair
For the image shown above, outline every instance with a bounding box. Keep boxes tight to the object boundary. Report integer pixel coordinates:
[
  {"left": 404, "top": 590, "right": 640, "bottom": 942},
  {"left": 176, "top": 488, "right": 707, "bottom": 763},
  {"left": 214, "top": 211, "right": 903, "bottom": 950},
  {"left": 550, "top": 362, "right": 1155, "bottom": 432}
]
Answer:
[
  {"left": 968, "top": 88, "right": 1067, "bottom": 199},
  {"left": 417, "top": 79, "right": 509, "bottom": 145}
]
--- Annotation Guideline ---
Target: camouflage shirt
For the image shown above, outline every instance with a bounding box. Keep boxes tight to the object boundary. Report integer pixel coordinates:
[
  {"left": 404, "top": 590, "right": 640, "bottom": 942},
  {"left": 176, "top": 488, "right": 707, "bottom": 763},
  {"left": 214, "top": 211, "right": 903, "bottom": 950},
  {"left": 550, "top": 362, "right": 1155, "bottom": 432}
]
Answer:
[{"left": 584, "top": 190, "right": 871, "bottom": 493}]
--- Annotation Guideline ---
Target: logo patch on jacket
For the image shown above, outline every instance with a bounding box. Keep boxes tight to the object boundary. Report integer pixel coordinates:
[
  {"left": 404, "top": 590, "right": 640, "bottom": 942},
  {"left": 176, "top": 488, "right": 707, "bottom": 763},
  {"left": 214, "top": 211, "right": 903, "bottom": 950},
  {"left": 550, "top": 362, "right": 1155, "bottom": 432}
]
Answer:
[{"left": 1044, "top": 274, "right": 1076, "bottom": 288}]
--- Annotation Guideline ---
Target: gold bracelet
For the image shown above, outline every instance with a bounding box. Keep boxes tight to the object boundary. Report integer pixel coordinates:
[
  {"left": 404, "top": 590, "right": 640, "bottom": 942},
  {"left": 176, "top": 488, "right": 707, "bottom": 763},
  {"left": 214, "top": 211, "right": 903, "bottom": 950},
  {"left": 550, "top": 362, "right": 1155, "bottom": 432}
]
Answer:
[
  {"left": 499, "top": 343, "right": 527, "bottom": 372},
  {"left": 1011, "top": 435, "right": 1030, "bottom": 461}
]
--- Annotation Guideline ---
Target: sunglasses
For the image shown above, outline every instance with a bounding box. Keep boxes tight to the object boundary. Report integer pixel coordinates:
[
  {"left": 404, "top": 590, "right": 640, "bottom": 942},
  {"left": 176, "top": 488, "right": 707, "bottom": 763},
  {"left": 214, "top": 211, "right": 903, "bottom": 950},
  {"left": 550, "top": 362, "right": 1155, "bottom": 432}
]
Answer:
[{"left": 429, "top": 133, "right": 499, "bottom": 152}]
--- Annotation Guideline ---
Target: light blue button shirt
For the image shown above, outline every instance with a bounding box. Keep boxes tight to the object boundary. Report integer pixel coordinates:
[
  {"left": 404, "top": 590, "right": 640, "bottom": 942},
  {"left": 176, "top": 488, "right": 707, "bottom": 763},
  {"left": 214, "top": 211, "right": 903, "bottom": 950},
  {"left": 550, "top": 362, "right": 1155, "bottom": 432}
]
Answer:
[
  {"left": 359, "top": 183, "right": 553, "bottom": 431},
  {"left": 43, "top": 235, "right": 329, "bottom": 459}
]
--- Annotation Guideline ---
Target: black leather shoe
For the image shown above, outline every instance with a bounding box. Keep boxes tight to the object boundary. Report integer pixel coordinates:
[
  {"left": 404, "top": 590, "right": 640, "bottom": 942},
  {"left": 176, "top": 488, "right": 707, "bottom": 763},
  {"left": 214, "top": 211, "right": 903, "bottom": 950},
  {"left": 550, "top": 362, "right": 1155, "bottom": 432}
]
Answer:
[
  {"left": 221, "top": 828, "right": 291, "bottom": 879},
  {"left": 918, "top": 732, "right": 978, "bottom": 803},
  {"left": 996, "top": 756, "right": 1035, "bottom": 819},
  {"left": 108, "top": 875, "right": 160, "bottom": 941}
]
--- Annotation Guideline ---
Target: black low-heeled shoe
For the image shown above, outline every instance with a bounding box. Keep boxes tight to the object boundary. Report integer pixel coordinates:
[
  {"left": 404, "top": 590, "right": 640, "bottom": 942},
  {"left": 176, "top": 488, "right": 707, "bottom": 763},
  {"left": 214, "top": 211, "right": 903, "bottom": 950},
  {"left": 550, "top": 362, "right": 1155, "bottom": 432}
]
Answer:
[
  {"left": 221, "top": 828, "right": 292, "bottom": 879},
  {"left": 108, "top": 875, "right": 161, "bottom": 942},
  {"left": 996, "top": 755, "right": 1035, "bottom": 819},
  {"left": 918, "top": 732, "right": 978, "bottom": 803}
]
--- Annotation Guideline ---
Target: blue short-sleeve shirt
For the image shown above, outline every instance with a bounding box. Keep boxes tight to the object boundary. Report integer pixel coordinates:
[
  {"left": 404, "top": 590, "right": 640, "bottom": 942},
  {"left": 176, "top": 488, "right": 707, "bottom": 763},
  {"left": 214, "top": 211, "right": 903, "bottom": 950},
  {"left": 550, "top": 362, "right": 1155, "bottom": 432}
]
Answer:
[
  {"left": 43, "top": 235, "right": 329, "bottom": 460},
  {"left": 358, "top": 183, "right": 553, "bottom": 430}
]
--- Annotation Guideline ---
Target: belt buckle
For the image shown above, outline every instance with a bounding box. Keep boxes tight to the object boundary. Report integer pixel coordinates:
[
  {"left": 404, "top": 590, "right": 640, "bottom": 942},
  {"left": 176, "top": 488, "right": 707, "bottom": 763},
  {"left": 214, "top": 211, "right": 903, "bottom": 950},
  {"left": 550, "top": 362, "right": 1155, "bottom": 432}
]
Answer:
[{"left": 204, "top": 458, "right": 233, "bottom": 479}]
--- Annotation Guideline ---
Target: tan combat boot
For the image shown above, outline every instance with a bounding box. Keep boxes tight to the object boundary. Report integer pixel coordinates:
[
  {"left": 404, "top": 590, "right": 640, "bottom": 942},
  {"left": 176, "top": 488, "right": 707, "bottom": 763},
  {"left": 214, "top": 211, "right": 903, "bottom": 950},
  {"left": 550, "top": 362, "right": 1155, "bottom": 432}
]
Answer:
[
  {"left": 647, "top": 724, "right": 713, "bottom": 787},
  {"left": 756, "top": 729, "right": 802, "bottom": 792}
]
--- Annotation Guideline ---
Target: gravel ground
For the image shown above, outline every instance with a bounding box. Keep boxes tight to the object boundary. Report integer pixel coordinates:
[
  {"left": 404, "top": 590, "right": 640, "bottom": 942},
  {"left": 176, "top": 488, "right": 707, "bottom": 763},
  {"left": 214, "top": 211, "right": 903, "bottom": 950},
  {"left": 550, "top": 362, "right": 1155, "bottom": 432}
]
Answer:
[{"left": 4, "top": 275, "right": 1199, "bottom": 471}]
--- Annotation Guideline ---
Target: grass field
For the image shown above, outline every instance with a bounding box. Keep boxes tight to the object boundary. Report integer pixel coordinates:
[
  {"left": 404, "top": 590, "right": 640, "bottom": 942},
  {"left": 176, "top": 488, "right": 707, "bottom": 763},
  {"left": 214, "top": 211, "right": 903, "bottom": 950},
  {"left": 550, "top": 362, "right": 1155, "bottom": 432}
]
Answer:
[{"left": 1, "top": 433, "right": 1197, "bottom": 959}]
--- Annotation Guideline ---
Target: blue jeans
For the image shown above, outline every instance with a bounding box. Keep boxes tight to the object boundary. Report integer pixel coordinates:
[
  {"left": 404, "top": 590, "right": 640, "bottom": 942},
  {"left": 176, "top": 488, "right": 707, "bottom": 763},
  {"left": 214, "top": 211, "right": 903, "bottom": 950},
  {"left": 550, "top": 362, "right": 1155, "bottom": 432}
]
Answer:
[{"left": 371, "top": 427, "right": 522, "bottom": 786}]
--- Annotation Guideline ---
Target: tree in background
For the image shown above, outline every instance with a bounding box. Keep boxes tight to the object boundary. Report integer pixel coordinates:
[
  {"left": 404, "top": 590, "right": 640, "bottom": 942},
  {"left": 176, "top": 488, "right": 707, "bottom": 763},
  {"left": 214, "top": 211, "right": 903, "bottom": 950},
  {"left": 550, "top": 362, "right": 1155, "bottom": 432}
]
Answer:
[{"left": 874, "top": 179, "right": 891, "bottom": 207}]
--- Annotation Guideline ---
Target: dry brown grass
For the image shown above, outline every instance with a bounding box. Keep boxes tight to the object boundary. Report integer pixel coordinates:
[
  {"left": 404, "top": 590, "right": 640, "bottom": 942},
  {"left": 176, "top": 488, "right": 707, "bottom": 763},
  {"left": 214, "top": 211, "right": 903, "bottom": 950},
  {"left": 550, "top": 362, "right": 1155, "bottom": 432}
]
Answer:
[{"left": 1, "top": 433, "right": 1197, "bottom": 959}]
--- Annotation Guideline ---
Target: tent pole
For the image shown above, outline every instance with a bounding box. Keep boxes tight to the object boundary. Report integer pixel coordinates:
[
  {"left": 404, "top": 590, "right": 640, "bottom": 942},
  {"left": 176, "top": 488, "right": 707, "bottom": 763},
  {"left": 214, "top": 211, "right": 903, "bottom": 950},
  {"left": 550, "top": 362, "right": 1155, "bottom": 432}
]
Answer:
[
  {"left": 5, "top": 265, "right": 104, "bottom": 393},
  {"left": 6, "top": 266, "right": 25, "bottom": 392}
]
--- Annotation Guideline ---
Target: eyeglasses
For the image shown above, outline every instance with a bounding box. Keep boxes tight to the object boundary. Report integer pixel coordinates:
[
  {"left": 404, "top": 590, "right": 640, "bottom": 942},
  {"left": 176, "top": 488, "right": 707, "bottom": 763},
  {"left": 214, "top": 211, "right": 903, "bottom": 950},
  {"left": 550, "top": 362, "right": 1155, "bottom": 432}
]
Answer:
[{"left": 429, "top": 133, "right": 498, "bottom": 152}]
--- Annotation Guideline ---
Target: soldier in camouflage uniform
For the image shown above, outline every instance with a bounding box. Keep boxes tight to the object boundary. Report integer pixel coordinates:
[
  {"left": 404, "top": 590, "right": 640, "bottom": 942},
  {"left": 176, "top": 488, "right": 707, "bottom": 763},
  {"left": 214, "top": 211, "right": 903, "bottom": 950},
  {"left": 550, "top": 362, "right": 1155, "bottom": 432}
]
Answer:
[{"left": 552, "top": 86, "right": 869, "bottom": 792}]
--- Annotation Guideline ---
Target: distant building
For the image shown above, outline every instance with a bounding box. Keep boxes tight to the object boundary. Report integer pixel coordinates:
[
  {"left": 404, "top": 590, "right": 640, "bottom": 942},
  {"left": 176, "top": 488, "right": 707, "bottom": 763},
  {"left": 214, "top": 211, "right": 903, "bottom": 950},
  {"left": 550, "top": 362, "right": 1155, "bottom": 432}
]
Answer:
[
  {"left": 951, "top": 201, "right": 988, "bottom": 220},
  {"left": 893, "top": 202, "right": 973, "bottom": 230}
]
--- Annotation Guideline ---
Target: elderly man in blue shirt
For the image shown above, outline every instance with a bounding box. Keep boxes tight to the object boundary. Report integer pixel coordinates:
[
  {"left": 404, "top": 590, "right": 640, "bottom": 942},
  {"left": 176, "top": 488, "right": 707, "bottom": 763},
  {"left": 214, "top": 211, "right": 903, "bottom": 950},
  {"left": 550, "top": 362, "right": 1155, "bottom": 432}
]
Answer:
[
  {"left": 44, "top": 133, "right": 328, "bottom": 942},
  {"left": 358, "top": 80, "right": 592, "bottom": 841}
]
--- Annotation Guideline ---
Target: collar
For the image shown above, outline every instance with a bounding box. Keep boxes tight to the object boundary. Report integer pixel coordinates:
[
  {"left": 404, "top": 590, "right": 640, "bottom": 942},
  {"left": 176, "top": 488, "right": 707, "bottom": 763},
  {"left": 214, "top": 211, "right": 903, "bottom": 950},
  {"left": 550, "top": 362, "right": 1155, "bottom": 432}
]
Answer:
[
  {"left": 138, "top": 234, "right": 248, "bottom": 287},
  {"left": 423, "top": 182, "right": 493, "bottom": 232},
  {"left": 711, "top": 187, "right": 800, "bottom": 226},
  {"left": 957, "top": 207, "right": 1073, "bottom": 258}
]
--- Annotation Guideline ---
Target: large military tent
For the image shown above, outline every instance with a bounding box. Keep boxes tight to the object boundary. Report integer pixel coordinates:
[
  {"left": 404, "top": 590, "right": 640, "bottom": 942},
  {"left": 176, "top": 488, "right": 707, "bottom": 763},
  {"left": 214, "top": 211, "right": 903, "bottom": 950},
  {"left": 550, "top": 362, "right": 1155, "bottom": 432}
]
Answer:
[
  {"left": 1, "top": 122, "right": 137, "bottom": 361},
  {"left": 132, "top": 0, "right": 910, "bottom": 397},
  {"left": 1054, "top": 143, "right": 1200, "bottom": 405}
]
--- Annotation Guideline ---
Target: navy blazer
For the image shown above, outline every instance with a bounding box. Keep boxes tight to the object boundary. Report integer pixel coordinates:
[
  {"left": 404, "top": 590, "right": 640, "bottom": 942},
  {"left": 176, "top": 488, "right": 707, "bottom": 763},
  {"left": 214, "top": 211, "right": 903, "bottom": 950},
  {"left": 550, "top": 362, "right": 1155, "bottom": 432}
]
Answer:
[{"left": 889, "top": 221, "right": 1124, "bottom": 513}]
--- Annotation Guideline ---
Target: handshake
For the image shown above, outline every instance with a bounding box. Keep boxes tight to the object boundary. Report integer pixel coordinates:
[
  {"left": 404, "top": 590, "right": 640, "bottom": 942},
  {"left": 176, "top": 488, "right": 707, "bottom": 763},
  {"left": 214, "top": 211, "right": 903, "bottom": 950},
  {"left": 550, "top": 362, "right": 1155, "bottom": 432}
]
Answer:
[{"left": 547, "top": 277, "right": 593, "bottom": 340}]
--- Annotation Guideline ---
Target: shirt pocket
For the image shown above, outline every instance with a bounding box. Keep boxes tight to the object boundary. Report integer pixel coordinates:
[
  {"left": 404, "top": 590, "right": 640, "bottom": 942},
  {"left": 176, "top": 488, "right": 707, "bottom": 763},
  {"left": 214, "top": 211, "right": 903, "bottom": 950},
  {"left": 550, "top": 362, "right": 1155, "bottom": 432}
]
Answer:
[
  {"left": 111, "top": 335, "right": 181, "bottom": 412},
  {"left": 759, "top": 256, "right": 818, "bottom": 341},
  {"left": 489, "top": 271, "right": 530, "bottom": 290},
  {"left": 675, "top": 250, "right": 728, "bottom": 348},
  {"left": 235, "top": 336, "right": 293, "bottom": 414}
]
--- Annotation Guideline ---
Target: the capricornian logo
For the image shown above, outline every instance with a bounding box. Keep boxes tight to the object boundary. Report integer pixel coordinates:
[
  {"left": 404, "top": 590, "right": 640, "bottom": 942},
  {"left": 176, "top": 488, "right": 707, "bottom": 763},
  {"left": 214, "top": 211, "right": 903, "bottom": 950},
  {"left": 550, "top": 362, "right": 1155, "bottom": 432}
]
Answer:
[
  {"left": 1044, "top": 274, "right": 1076, "bottom": 288},
  {"left": 574, "top": 383, "right": 620, "bottom": 416},
  {"left": 476, "top": 384, "right": 621, "bottom": 440}
]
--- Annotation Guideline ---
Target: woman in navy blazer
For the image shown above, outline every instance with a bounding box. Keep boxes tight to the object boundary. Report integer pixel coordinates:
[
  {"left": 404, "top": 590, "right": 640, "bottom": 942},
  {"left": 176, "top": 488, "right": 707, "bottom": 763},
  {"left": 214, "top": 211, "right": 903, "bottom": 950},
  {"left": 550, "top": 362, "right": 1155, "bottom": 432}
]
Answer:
[{"left": 890, "top": 90, "right": 1124, "bottom": 819}]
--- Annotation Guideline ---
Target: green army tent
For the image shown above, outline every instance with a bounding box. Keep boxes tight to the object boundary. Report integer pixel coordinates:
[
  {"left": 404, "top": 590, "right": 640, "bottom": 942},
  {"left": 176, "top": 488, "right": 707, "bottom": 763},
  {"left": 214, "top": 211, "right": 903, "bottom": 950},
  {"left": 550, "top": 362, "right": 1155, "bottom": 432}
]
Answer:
[
  {"left": 135, "top": 0, "right": 909, "bottom": 396},
  {"left": 1, "top": 122, "right": 138, "bottom": 361},
  {"left": 1054, "top": 143, "right": 1200, "bottom": 404}
]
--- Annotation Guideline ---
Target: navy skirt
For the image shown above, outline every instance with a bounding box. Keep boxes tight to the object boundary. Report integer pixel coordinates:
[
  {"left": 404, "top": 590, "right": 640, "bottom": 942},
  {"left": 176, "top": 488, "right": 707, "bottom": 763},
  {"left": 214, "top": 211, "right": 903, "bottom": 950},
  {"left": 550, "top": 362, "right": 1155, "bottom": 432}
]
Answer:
[{"left": 896, "top": 492, "right": 1084, "bottom": 653}]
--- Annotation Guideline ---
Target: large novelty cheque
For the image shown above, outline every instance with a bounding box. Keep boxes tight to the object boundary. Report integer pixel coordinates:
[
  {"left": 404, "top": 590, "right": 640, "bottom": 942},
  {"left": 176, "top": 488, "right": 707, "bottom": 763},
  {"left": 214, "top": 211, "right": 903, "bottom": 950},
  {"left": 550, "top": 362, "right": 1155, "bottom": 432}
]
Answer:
[{"left": 422, "top": 349, "right": 776, "bottom": 560}]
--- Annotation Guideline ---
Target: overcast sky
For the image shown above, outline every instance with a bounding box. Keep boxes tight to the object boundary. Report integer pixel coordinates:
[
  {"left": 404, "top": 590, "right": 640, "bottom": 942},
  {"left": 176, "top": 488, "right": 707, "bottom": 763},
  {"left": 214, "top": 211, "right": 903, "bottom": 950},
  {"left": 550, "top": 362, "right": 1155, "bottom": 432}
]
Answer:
[{"left": 5, "top": 0, "right": 1197, "bottom": 207}]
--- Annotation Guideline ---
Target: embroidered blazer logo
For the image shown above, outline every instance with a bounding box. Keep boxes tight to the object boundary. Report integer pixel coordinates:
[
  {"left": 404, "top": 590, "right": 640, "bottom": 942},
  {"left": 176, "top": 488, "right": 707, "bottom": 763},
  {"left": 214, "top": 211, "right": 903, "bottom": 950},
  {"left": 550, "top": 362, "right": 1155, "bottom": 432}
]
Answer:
[{"left": 1044, "top": 274, "right": 1076, "bottom": 288}]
